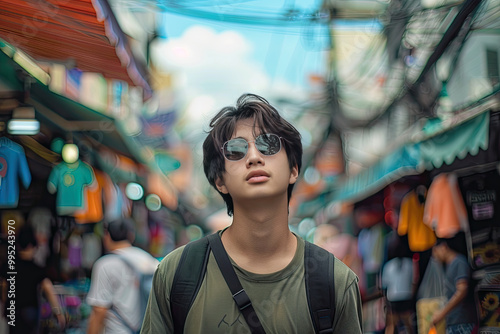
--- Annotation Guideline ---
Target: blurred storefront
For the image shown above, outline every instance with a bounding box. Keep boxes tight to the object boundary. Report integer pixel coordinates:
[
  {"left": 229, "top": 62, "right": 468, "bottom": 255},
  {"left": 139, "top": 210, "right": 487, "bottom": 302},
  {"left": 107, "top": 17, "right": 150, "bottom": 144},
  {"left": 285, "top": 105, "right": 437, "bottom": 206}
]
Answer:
[
  {"left": 298, "top": 0, "right": 500, "bottom": 332},
  {"left": 0, "top": 2, "right": 190, "bottom": 332}
]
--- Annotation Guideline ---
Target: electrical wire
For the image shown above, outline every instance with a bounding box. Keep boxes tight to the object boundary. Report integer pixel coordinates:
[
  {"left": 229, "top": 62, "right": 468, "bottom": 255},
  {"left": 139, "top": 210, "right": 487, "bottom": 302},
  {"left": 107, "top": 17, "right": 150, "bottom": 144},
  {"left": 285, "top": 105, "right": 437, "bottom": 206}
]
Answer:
[
  {"left": 470, "top": 1, "right": 500, "bottom": 29},
  {"left": 363, "top": 0, "right": 485, "bottom": 127},
  {"left": 154, "top": 1, "right": 330, "bottom": 27}
]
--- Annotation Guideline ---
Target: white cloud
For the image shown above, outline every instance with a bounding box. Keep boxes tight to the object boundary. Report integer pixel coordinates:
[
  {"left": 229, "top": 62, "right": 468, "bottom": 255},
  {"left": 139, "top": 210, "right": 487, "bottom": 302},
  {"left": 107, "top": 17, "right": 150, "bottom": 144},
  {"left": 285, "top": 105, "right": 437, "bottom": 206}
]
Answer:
[{"left": 150, "top": 25, "right": 272, "bottom": 125}]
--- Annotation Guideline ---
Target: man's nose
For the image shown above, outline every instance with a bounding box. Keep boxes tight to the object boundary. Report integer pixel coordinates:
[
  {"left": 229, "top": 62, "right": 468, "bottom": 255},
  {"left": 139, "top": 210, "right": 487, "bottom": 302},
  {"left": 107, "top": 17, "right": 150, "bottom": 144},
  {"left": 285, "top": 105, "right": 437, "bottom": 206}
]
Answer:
[{"left": 246, "top": 142, "right": 264, "bottom": 165}]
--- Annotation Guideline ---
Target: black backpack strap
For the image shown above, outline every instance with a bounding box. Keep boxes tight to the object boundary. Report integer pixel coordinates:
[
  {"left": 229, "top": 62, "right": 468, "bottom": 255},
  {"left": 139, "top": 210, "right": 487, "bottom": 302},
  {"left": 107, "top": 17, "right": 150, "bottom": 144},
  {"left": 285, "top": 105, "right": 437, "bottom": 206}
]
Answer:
[
  {"left": 170, "top": 236, "right": 211, "bottom": 334},
  {"left": 304, "top": 241, "right": 335, "bottom": 334},
  {"left": 207, "top": 233, "right": 267, "bottom": 334}
]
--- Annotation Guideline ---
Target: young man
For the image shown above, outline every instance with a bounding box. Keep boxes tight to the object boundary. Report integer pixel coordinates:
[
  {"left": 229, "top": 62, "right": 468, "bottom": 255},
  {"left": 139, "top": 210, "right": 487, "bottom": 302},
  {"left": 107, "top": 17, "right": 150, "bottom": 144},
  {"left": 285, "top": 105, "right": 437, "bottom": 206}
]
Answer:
[
  {"left": 431, "top": 237, "right": 477, "bottom": 333},
  {"left": 86, "top": 218, "right": 159, "bottom": 334},
  {"left": 141, "top": 94, "right": 363, "bottom": 333}
]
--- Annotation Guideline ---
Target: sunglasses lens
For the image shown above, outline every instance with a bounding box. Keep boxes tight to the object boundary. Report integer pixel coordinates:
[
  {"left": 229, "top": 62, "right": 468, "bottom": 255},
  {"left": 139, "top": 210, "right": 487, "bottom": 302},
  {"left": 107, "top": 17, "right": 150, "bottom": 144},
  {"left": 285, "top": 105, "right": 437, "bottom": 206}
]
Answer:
[
  {"left": 224, "top": 138, "right": 248, "bottom": 161},
  {"left": 256, "top": 134, "right": 281, "bottom": 155},
  {"left": 222, "top": 134, "right": 281, "bottom": 161}
]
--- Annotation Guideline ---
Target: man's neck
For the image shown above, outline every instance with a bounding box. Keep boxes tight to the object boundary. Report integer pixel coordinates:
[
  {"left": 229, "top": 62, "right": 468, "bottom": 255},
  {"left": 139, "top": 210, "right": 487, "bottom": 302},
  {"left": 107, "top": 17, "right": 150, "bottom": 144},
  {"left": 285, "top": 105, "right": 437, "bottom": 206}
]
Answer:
[
  {"left": 108, "top": 240, "right": 132, "bottom": 252},
  {"left": 230, "top": 197, "right": 291, "bottom": 241},
  {"left": 220, "top": 199, "right": 297, "bottom": 274}
]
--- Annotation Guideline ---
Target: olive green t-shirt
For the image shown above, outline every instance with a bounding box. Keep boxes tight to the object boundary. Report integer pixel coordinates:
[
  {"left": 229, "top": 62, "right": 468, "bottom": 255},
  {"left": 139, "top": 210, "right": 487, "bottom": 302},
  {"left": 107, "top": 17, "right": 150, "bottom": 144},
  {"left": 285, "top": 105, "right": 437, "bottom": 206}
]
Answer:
[{"left": 141, "top": 235, "right": 363, "bottom": 334}]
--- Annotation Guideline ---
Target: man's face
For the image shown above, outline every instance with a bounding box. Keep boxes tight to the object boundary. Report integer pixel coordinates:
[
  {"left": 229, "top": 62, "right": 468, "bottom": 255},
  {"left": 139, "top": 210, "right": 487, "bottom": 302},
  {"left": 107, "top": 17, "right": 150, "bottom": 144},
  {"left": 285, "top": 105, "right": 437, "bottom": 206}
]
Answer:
[{"left": 215, "top": 118, "right": 298, "bottom": 204}]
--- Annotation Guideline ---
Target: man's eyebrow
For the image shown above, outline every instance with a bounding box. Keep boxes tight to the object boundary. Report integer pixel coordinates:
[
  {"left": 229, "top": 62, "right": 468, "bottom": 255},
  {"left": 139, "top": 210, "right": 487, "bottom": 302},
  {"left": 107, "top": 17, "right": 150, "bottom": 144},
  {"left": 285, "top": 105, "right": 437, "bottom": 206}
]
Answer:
[{"left": 229, "top": 136, "right": 251, "bottom": 140}]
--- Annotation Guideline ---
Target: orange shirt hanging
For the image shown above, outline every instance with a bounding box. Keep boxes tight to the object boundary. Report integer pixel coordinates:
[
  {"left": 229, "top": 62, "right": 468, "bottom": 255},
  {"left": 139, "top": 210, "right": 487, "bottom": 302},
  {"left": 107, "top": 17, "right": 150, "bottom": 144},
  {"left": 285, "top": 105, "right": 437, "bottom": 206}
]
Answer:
[{"left": 423, "top": 173, "right": 469, "bottom": 238}]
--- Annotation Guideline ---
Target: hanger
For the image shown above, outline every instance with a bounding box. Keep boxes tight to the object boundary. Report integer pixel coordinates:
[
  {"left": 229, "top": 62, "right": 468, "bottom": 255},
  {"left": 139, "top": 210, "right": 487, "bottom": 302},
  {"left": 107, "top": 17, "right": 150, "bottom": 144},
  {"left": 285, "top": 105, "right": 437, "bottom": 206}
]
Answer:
[{"left": 416, "top": 185, "right": 427, "bottom": 204}]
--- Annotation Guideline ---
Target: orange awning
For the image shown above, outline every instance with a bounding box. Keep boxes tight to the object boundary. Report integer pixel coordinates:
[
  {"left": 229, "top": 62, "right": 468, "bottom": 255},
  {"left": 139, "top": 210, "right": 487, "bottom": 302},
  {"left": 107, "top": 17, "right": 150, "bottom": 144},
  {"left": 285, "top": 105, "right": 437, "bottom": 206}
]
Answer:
[{"left": 0, "top": 0, "right": 151, "bottom": 98}]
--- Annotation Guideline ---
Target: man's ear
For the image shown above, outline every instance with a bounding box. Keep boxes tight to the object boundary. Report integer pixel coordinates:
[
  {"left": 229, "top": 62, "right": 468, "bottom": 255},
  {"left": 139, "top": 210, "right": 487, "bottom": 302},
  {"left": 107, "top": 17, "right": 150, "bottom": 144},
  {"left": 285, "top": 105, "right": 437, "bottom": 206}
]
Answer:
[
  {"left": 289, "top": 165, "right": 299, "bottom": 185},
  {"left": 215, "top": 177, "right": 229, "bottom": 194}
]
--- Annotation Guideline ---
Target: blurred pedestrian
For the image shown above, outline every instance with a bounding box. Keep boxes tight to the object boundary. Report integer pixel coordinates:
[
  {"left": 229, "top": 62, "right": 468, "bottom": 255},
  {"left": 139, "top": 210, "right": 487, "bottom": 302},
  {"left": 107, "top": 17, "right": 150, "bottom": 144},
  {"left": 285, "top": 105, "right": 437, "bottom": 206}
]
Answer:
[
  {"left": 382, "top": 232, "right": 416, "bottom": 334},
  {"left": 1, "top": 224, "right": 65, "bottom": 334},
  {"left": 431, "top": 237, "right": 477, "bottom": 333},
  {"left": 86, "top": 218, "right": 158, "bottom": 334},
  {"left": 141, "top": 93, "right": 363, "bottom": 333}
]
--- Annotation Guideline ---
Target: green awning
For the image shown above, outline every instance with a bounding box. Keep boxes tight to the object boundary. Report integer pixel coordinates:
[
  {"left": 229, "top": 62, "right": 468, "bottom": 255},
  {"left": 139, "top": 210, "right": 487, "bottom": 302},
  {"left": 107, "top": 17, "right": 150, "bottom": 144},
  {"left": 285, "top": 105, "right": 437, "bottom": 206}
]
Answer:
[
  {"left": 328, "top": 110, "right": 491, "bottom": 203},
  {"left": 331, "top": 144, "right": 421, "bottom": 203},
  {"left": 418, "top": 111, "right": 489, "bottom": 170}
]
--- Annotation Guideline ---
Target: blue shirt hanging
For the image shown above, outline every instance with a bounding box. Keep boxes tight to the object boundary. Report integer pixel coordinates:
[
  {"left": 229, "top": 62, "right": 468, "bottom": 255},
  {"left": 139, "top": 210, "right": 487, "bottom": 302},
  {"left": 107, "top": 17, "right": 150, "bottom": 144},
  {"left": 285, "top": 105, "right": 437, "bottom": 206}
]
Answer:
[{"left": 0, "top": 137, "right": 32, "bottom": 208}]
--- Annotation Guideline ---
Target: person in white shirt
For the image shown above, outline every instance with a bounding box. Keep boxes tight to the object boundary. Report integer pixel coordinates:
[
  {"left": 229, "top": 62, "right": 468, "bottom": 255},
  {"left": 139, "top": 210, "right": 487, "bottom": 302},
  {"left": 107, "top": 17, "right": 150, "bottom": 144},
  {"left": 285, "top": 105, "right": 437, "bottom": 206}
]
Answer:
[{"left": 86, "top": 218, "right": 159, "bottom": 334}]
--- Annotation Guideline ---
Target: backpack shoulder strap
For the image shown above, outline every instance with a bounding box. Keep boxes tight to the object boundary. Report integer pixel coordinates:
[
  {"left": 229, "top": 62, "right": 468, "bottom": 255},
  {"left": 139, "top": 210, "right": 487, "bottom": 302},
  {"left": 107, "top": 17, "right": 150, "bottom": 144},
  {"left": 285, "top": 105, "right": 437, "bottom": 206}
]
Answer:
[
  {"left": 170, "top": 236, "right": 211, "bottom": 334},
  {"left": 304, "top": 241, "right": 335, "bottom": 334},
  {"left": 207, "top": 233, "right": 266, "bottom": 334}
]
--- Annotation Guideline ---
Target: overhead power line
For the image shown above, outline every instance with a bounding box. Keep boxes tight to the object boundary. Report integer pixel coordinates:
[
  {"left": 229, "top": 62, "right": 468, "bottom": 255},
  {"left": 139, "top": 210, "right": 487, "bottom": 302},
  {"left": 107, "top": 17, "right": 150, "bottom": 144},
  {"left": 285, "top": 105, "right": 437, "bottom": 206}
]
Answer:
[{"left": 119, "top": 0, "right": 330, "bottom": 27}]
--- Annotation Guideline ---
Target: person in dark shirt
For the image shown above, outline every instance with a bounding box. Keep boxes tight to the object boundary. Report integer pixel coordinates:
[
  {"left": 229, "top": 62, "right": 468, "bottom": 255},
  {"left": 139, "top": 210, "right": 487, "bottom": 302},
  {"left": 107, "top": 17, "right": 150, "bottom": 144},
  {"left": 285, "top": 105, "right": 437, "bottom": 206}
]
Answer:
[
  {"left": 431, "top": 237, "right": 478, "bottom": 334},
  {"left": 1, "top": 224, "right": 65, "bottom": 334}
]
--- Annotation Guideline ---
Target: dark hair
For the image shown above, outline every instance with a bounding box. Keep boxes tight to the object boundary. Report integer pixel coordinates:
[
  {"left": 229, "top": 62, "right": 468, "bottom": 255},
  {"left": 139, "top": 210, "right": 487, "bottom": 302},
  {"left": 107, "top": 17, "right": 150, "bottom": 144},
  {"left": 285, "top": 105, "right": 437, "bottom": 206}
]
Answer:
[
  {"left": 435, "top": 232, "right": 467, "bottom": 255},
  {"left": 104, "top": 218, "right": 135, "bottom": 242},
  {"left": 17, "top": 224, "right": 37, "bottom": 250},
  {"left": 202, "top": 93, "right": 303, "bottom": 216}
]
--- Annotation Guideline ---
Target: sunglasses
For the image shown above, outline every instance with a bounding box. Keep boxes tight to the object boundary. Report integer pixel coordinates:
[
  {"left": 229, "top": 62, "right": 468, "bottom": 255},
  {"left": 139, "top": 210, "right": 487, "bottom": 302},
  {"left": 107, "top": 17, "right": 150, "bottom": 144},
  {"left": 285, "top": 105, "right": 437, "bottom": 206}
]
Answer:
[{"left": 221, "top": 133, "right": 283, "bottom": 161}]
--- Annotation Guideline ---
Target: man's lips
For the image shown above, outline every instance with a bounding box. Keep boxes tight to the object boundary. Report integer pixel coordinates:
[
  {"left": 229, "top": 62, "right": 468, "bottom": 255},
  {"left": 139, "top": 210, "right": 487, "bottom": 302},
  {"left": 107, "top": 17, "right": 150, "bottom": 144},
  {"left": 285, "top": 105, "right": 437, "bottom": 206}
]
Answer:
[
  {"left": 246, "top": 171, "right": 270, "bottom": 183},
  {"left": 247, "top": 175, "right": 270, "bottom": 183}
]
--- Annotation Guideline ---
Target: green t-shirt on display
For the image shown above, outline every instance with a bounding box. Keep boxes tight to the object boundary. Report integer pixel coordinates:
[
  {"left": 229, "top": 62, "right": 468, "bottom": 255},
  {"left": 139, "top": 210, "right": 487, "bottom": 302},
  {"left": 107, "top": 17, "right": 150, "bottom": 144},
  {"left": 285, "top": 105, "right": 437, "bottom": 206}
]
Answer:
[
  {"left": 47, "top": 160, "right": 94, "bottom": 216},
  {"left": 141, "top": 235, "right": 363, "bottom": 334}
]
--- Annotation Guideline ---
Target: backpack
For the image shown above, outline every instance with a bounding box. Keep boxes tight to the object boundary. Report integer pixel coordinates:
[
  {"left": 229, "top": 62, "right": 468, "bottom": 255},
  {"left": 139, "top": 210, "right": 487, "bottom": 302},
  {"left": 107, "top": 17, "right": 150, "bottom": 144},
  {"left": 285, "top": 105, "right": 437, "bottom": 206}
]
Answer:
[
  {"left": 112, "top": 254, "right": 154, "bottom": 334},
  {"left": 170, "top": 233, "right": 336, "bottom": 334}
]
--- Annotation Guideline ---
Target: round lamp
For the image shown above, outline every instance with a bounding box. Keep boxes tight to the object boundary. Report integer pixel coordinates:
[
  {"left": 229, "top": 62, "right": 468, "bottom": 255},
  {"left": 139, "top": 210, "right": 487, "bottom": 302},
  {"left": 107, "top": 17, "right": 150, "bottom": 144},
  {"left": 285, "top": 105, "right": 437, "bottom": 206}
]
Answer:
[
  {"left": 125, "top": 182, "right": 144, "bottom": 201},
  {"left": 145, "top": 194, "right": 162, "bottom": 211},
  {"left": 62, "top": 144, "right": 79, "bottom": 163}
]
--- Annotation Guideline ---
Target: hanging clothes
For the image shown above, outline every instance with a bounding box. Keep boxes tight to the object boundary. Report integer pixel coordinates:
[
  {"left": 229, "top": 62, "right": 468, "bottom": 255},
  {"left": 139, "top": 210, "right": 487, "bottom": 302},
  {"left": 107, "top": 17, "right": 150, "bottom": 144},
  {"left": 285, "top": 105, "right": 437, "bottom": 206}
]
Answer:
[
  {"left": 27, "top": 207, "right": 54, "bottom": 267},
  {"left": 398, "top": 190, "right": 436, "bottom": 251},
  {"left": 104, "top": 182, "right": 123, "bottom": 222},
  {"left": 382, "top": 257, "right": 414, "bottom": 302},
  {"left": 81, "top": 232, "right": 102, "bottom": 271},
  {"left": 423, "top": 173, "right": 469, "bottom": 238},
  {"left": 74, "top": 169, "right": 106, "bottom": 224},
  {"left": 358, "top": 223, "right": 385, "bottom": 274},
  {"left": 0, "top": 137, "right": 32, "bottom": 208},
  {"left": 67, "top": 233, "right": 83, "bottom": 268},
  {"left": 47, "top": 159, "right": 95, "bottom": 216}
]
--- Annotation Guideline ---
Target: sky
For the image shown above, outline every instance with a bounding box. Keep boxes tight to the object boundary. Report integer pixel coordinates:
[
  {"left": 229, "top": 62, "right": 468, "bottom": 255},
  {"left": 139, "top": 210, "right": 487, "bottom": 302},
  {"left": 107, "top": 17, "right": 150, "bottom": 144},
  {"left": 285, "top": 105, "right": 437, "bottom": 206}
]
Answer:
[
  {"left": 159, "top": 9, "right": 329, "bottom": 86},
  {"left": 148, "top": 1, "right": 330, "bottom": 128}
]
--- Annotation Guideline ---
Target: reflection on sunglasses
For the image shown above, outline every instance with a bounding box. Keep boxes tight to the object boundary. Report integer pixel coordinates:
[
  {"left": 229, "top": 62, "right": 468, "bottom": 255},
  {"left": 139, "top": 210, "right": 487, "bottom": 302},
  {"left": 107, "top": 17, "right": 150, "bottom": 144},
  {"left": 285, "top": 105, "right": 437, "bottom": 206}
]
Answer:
[{"left": 221, "top": 133, "right": 282, "bottom": 161}]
